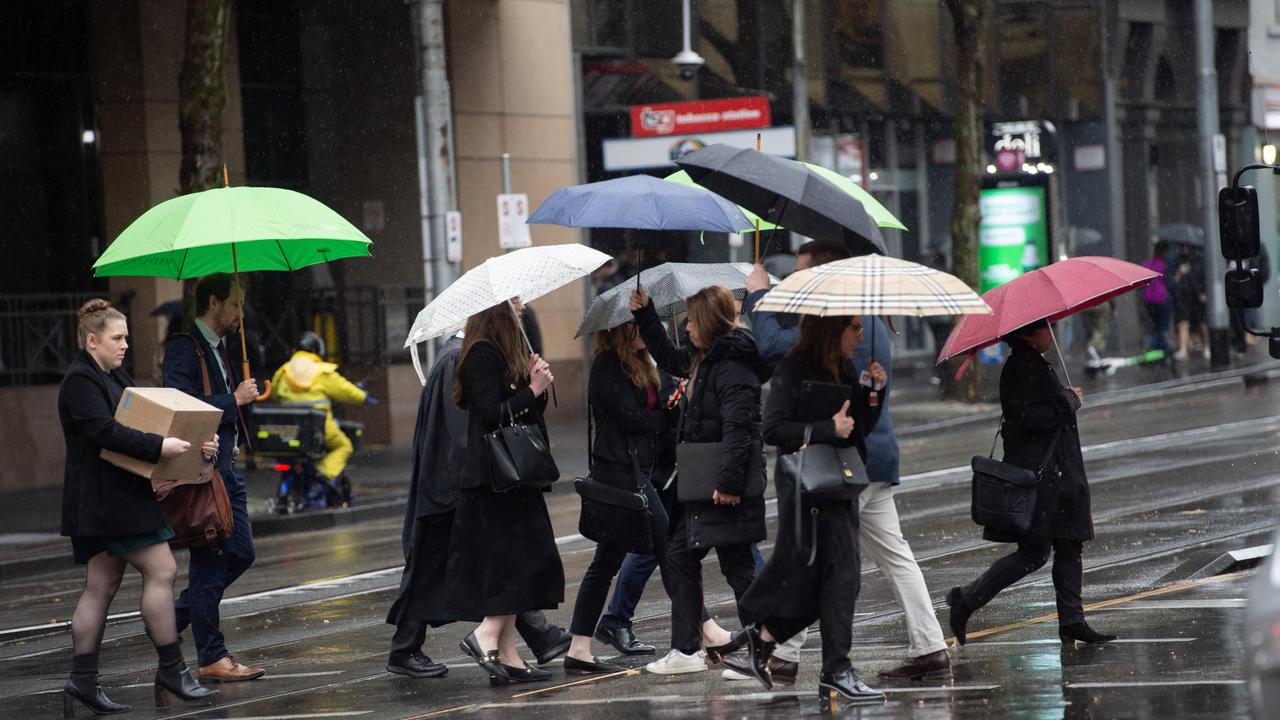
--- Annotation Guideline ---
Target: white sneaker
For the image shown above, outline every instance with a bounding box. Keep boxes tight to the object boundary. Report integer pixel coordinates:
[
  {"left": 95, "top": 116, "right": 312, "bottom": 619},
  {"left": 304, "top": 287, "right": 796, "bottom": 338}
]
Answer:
[
  {"left": 645, "top": 649, "right": 707, "bottom": 675},
  {"left": 722, "top": 667, "right": 752, "bottom": 681}
]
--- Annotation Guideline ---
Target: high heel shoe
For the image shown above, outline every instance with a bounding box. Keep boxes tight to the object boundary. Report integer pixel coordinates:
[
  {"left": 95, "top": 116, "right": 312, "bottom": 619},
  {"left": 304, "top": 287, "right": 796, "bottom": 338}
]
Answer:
[
  {"left": 460, "top": 632, "right": 510, "bottom": 684},
  {"left": 154, "top": 661, "right": 217, "bottom": 706},
  {"left": 1059, "top": 622, "right": 1117, "bottom": 645},
  {"left": 62, "top": 680, "right": 130, "bottom": 717}
]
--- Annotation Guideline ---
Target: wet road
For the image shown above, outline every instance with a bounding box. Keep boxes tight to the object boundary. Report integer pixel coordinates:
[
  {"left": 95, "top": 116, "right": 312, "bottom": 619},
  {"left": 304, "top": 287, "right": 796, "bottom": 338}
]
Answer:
[{"left": 3, "top": 375, "right": 1277, "bottom": 719}]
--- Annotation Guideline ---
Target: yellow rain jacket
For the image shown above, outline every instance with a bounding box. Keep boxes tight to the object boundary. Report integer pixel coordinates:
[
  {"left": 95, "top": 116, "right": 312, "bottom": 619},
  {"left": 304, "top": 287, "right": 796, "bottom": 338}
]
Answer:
[{"left": 270, "top": 351, "right": 367, "bottom": 479}]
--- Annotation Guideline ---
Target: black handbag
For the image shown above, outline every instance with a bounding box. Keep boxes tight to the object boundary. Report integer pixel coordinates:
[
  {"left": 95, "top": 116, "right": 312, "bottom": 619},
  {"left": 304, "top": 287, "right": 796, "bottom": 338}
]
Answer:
[
  {"left": 675, "top": 441, "right": 766, "bottom": 502},
  {"left": 483, "top": 402, "right": 560, "bottom": 492},
  {"left": 970, "top": 420, "right": 1063, "bottom": 535},
  {"left": 574, "top": 406, "right": 655, "bottom": 554},
  {"left": 778, "top": 424, "right": 869, "bottom": 565}
]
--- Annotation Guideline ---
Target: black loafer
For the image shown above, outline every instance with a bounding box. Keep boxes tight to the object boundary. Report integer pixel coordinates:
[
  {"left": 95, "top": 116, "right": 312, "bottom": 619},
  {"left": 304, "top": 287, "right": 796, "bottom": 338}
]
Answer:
[
  {"left": 460, "top": 633, "right": 509, "bottom": 683},
  {"left": 564, "top": 655, "right": 624, "bottom": 675},
  {"left": 722, "top": 652, "right": 797, "bottom": 686},
  {"left": 531, "top": 628, "right": 572, "bottom": 665},
  {"left": 704, "top": 635, "right": 744, "bottom": 664},
  {"left": 499, "top": 663, "right": 552, "bottom": 683},
  {"left": 387, "top": 651, "right": 448, "bottom": 679},
  {"left": 594, "top": 626, "right": 655, "bottom": 656}
]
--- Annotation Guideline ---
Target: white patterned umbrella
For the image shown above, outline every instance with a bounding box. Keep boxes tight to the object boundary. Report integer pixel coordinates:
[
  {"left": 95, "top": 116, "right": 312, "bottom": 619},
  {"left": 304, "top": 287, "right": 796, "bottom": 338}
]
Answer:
[
  {"left": 753, "top": 255, "right": 991, "bottom": 317},
  {"left": 575, "top": 262, "right": 777, "bottom": 337}
]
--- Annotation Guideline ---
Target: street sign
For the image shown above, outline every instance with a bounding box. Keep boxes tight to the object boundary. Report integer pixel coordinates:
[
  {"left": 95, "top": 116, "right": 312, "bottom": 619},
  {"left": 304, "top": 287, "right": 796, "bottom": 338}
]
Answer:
[
  {"left": 497, "top": 193, "right": 531, "bottom": 249},
  {"left": 630, "top": 96, "right": 771, "bottom": 137},
  {"left": 445, "top": 210, "right": 462, "bottom": 263}
]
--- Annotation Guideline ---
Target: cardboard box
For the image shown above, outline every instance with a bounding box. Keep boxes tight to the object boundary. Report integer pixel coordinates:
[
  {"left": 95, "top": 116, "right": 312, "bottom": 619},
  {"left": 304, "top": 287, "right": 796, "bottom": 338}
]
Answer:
[{"left": 100, "top": 387, "right": 223, "bottom": 486}]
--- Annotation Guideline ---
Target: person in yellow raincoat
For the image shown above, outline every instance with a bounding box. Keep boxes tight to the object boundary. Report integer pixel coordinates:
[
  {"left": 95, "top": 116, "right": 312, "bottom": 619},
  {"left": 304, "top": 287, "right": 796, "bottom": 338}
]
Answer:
[{"left": 270, "top": 332, "right": 367, "bottom": 481}]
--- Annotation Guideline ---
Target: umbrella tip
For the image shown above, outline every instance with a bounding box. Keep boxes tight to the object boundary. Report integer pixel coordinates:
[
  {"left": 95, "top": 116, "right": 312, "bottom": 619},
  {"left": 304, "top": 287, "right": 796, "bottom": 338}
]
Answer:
[{"left": 222, "top": 164, "right": 229, "bottom": 187}]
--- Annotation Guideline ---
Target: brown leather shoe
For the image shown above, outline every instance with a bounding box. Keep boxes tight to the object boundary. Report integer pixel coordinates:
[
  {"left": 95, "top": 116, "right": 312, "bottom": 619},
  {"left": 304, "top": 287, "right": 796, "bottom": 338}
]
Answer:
[
  {"left": 878, "top": 649, "right": 951, "bottom": 680},
  {"left": 198, "top": 656, "right": 266, "bottom": 682},
  {"left": 720, "top": 652, "right": 798, "bottom": 686}
]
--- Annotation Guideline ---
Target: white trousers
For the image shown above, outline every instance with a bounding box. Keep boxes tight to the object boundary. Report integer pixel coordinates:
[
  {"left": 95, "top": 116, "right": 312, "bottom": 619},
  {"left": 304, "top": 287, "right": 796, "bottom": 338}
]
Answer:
[{"left": 771, "top": 482, "right": 947, "bottom": 662}]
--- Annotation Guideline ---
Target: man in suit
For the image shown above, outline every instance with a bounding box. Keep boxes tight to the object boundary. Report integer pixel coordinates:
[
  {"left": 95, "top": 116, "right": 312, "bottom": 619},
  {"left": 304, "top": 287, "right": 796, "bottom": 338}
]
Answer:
[{"left": 162, "top": 273, "right": 267, "bottom": 682}]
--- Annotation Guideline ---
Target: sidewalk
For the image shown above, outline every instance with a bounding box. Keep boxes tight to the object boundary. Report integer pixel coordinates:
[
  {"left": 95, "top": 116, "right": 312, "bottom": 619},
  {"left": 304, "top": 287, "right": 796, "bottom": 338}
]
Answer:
[{"left": 5, "top": 345, "right": 1272, "bottom": 579}]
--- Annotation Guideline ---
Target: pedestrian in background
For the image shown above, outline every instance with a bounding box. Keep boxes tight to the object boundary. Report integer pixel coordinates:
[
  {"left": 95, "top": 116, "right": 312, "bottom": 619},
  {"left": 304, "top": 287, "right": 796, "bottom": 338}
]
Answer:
[
  {"left": 162, "top": 274, "right": 266, "bottom": 682},
  {"left": 631, "top": 285, "right": 769, "bottom": 675},
  {"left": 1140, "top": 240, "right": 1172, "bottom": 355},
  {"left": 947, "top": 319, "right": 1116, "bottom": 646},
  {"left": 734, "top": 314, "right": 885, "bottom": 703},
  {"left": 1171, "top": 245, "right": 1209, "bottom": 361},
  {"left": 386, "top": 330, "right": 571, "bottom": 679},
  {"left": 60, "top": 299, "right": 215, "bottom": 714},
  {"left": 447, "top": 302, "right": 564, "bottom": 685}
]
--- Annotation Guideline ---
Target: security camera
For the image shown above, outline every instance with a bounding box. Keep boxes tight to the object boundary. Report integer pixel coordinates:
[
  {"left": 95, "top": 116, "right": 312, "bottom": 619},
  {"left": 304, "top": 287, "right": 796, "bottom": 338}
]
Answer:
[{"left": 672, "top": 49, "right": 705, "bottom": 81}]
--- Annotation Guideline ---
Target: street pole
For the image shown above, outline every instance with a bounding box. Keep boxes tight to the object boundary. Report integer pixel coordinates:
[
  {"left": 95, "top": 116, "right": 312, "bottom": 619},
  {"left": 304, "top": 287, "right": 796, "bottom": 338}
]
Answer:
[
  {"left": 792, "top": 0, "right": 810, "bottom": 162},
  {"left": 1194, "top": 0, "right": 1229, "bottom": 367},
  {"left": 412, "top": 0, "right": 457, "bottom": 370}
]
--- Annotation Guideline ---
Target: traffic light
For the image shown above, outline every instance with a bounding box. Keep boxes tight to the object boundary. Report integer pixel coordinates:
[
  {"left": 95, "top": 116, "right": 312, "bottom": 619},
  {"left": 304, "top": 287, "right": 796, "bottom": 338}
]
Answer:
[
  {"left": 1218, "top": 185, "right": 1261, "bottom": 260},
  {"left": 1225, "top": 267, "right": 1264, "bottom": 309}
]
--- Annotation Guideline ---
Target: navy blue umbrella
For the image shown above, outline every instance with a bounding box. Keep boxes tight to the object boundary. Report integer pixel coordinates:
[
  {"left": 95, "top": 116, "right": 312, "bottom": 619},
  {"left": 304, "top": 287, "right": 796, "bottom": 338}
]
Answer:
[{"left": 527, "top": 175, "right": 752, "bottom": 232}]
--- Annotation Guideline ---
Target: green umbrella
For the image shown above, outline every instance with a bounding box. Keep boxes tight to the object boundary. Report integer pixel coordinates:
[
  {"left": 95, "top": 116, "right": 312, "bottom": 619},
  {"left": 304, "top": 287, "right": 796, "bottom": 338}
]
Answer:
[
  {"left": 93, "top": 183, "right": 373, "bottom": 397},
  {"left": 92, "top": 185, "right": 372, "bottom": 279}
]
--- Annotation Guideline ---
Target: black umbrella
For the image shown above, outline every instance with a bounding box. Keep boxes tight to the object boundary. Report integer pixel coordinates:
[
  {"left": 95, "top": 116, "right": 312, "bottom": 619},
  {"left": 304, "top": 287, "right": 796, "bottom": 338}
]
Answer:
[
  {"left": 676, "top": 143, "right": 886, "bottom": 258},
  {"left": 1155, "top": 223, "right": 1205, "bottom": 248}
]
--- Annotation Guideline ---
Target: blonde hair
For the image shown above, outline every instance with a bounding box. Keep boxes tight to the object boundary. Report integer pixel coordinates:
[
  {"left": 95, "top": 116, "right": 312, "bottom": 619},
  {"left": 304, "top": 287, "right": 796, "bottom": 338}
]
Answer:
[
  {"left": 593, "top": 324, "right": 660, "bottom": 389},
  {"left": 685, "top": 286, "right": 740, "bottom": 378},
  {"left": 454, "top": 303, "right": 531, "bottom": 410},
  {"left": 77, "top": 299, "right": 125, "bottom": 349}
]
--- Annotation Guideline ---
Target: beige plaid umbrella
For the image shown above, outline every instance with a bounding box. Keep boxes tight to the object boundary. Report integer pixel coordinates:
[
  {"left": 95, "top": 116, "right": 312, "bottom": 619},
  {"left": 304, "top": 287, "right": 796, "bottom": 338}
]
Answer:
[{"left": 753, "top": 255, "right": 991, "bottom": 317}]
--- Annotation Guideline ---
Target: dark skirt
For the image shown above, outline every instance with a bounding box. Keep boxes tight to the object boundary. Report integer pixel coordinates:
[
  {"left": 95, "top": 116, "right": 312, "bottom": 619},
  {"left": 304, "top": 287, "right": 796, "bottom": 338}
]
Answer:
[
  {"left": 387, "top": 512, "right": 470, "bottom": 627},
  {"left": 71, "top": 525, "right": 175, "bottom": 565},
  {"left": 445, "top": 487, "right": 565, "bottom": 616}
]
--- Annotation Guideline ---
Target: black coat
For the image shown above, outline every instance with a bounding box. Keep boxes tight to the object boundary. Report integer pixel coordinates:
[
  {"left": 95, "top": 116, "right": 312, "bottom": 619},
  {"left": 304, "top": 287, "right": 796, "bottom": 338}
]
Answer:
[
  {"left": 402, "top": 335, "right": 467, "bottom": 553},
  {"left": 162, "top": 330, "right": 244, "bottom": 474},
  {"left": 588, "top": 349, "right": 672, "bottom": 479},
  {"left": 634, "top": 301, "right": 768, "bottom": 549},
  {"left": 985, "top": 337, "right": 1094, "bottom": 544},
  {"left": 456, "top": 340, "right": 549, "bottom": 492},
  {"left": 59, "top": 352, "right": 166, "bottom": 538}
]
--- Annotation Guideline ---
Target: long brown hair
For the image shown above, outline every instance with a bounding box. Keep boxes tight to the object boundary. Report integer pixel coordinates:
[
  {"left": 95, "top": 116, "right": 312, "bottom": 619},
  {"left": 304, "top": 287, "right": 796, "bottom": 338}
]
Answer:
[
  {"left": 454, "top": 302, "right": 531, "bottom": 410},
  {"left": 593, "top": 323, "right": 660, "bottom": 388},
  {"left": 789, "top": 315, "right": 855, "bottom": 381},
  {"left": 685, "top": 285, "right": 739, "bottom": 379}
]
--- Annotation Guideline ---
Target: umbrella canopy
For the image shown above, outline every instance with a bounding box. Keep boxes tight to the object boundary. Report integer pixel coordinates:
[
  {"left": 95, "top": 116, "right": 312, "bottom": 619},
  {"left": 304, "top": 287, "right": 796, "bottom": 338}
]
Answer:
[
  {"left": 1155, "top": 223, "right": 1205, "bottom": 248},
  {"left": 92, "top": 186, "right": 372, "bottom": 279},
  {"left": 937, "top": 256, "right": 1158, "bottom": 363},
  {"left": 676, "top": 144, "right": 886, "bottom": 256},
  {"left": 528, "top": 175, "right": 751, "bottom": 233},
  {"left": 406, "top": 243, "right": 612, "bottom": 347},
  {"left": 753, "top": 255, "right": 989, "bottom": 318},
  {"left": 576, "top": 262, "right": 777, "bottom": 337},
  {"left": 802, "top": 163, "right": 907, "bottom": 231}
]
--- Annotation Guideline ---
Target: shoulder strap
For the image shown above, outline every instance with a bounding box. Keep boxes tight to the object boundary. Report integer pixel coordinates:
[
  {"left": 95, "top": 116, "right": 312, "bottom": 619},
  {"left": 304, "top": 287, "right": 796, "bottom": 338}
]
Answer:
[
  {"left": 795, "top": 424, "right": 819, "bottom": 566},
  {"left": 184, "top": 334, "right": 213, "bottom": 397},
  {"left": 586, "top": 400, "right": 594, "bottom": 473}
]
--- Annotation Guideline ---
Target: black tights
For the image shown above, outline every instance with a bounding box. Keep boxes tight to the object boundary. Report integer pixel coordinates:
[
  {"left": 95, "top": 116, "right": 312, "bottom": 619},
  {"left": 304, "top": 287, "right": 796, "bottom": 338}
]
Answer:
[{"left": 72, "top": 543, "right": 179, "bottom": 656}]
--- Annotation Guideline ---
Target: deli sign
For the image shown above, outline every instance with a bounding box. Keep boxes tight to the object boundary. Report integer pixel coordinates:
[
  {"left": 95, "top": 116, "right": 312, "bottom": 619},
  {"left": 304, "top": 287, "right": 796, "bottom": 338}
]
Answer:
[{"left": 631, "top": 97, "right": 771, "bottom": 137}]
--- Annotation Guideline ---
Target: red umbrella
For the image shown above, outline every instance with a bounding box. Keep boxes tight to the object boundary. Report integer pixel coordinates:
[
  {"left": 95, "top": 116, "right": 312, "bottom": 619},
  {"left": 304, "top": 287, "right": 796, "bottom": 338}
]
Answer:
[{"left": 937, "top": 256, "right": 1159, "bottom": 364}]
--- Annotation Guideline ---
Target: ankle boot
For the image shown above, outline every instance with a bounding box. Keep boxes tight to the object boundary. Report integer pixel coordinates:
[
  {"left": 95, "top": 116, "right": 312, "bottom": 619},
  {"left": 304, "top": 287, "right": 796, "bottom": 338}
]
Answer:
[
  {"left": 1059, "top": 622, "right": 1117, "bottom": 645},
  {"left": 154, "top": 642, "right": 217, "bottom": 706},
  {"left": 63, "top": 653, "right": 130, "bottom": 717},
  {"left": 947, "top": 587, "right": 972, "bottom": 646}
]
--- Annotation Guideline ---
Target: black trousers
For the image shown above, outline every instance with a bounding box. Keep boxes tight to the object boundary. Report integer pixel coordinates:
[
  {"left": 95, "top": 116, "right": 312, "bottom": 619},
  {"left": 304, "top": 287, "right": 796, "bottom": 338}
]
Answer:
[
  {"left": 390, "top": 611, "right": 563, "bottom": 660},
  {"left": 960, "top": 538, "right": 1085, "bottom": 626},
  {"left": 570, "top": 481, "right": 672, "bottom": 637},
  {"left": 666, "top": 515, "right": 756, "bottom": 654}
]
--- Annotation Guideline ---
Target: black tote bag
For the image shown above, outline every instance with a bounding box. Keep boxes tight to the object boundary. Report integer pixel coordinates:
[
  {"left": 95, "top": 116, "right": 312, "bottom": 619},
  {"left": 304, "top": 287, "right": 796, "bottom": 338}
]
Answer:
[
  {"left": 970, "top": 422, "right": 1062, "bottom": 535},
  {"left": 484, "top": 402, "right": 560, "bottom": 492},
  {"left": 777, "top": 424, "right": 869, "bottom": 565},
  {"left": 574, "top": 407, "right": 655, "bottom": 554}
]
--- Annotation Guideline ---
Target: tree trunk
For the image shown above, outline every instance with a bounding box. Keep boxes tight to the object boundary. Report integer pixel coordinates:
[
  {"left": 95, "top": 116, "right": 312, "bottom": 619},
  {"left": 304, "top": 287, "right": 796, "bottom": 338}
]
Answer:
[
  {"left": 945, "top": 0, "right": 989, "bottom": 291},
  {"left": 178, "top": 0, "right": 232, "bottom": 195},
  {"left": 946, "top": 0, "right": 990, "bottom": 401}
]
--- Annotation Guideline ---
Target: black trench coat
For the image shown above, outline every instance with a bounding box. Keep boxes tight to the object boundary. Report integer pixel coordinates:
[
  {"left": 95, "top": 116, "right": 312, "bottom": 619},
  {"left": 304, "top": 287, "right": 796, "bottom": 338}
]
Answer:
[
  {"left": 633, "top": 301, "right": 769, "bottom": 549},
  {"left": 740, "top": 356, "right": 880, "bottom": 620},
  {"left": 985, "top": 336, "right": 1094, "bottom": 544},
  {"left": 59, "top": 352, "right": 166, "bottom": 539}
]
